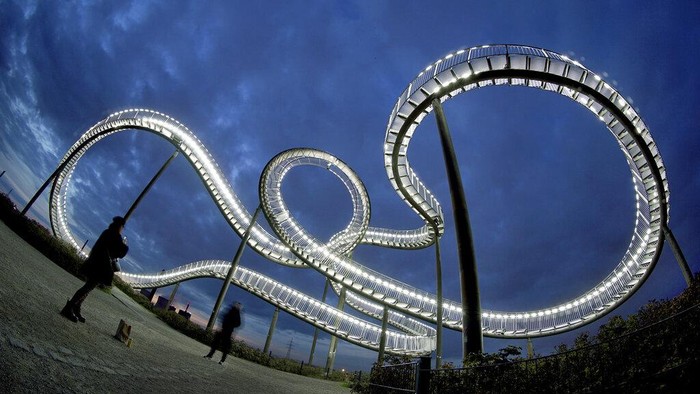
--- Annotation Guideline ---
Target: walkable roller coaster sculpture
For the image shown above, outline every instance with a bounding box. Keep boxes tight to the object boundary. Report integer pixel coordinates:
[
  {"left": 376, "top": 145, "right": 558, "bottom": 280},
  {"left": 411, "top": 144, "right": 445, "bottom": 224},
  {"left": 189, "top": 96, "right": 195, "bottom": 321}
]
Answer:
[{"left": 46, "top": 45, "right": 671, "bottom": 356}]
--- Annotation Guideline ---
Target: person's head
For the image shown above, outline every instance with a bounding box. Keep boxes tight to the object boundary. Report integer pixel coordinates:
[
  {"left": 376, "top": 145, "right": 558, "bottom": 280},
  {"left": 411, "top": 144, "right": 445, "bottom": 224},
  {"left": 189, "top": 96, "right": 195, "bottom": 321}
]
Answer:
[{"left": 109, "top": 216, "right": 126, "bottom": 233}]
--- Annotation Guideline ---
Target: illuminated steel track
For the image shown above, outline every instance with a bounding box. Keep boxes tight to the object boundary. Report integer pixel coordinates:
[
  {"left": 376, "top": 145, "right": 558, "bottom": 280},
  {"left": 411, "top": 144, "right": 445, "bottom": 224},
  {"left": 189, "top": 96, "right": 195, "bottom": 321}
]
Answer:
[
  {"left": 382, "top": 44, "right": 668, "bottom": 336},
  {"left": 48, "top": 112, "right": 438, "bottom": 355},
  {"left": 120, "top": 261, "right": 435, "bottom": 355},
  {"left": 49, "top": 44, "right": 669, "bottom": 350}
]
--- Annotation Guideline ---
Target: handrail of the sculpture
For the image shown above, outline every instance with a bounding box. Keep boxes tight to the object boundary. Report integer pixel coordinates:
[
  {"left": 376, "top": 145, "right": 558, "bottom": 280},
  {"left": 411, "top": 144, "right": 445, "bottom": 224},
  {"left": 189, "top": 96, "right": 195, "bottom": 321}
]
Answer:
[
  {"left": 48, "top": 110, "right": 436, "bottom": 266},
  {"left": 381, "top": 44, "right": 668, "bottom": 336},
  {"left": 259, "top": 146, "right": 657, "bottom": 334},
  {"left": 259, "top": 46, "right": 668, "bottom": 336},
  {"left": 118, "top": 261, "right": 435, "bottom": 356},
  {"left": 48, "top": 111, "right": 300, "bottom": 267},
  {"left": 49, "top": 44, "right": 670, "bottom": 339},
  {"left": 330, "top": 281, "right": 436, "bottom": 337}
]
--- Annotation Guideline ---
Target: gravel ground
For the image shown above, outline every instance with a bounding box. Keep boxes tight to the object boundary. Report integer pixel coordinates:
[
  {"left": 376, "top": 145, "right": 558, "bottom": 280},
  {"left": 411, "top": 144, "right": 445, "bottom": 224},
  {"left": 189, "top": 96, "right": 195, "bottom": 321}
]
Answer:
[{"left": 0, "top": 220, "right": 350, "bottom": 394}]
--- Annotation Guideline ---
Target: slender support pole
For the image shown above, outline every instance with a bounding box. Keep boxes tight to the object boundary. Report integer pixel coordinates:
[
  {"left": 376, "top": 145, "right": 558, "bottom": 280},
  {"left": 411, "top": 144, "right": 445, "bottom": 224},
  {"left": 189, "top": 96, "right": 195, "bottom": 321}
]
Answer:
[
  {"left": 21, "top": 162, "right": 67, "bottom": 216},
  {"left": 377, "top": 305, "right": 389, "bottom": 364},
  {"left": 325, "top": 286, "right": 346, "bottom": 376},
  {"left": 23, "top": 147, "right": 178, "bottom": 219},
  {"left": 165, "top": 282, "right": 179, "bottom": 310},
  {"left": 434, "top": 236, "right": 443, "bottom": 368},
  {"left": 432, "top": 98, "right": 483, "bottom": 358},
  {"left": 207, "top": 206, "right": 262, "bottom": 330},
  {"left": 416, "top": 356, "right": 431, "bottom": 394},
  {"left": 124, "top": 150, "right": 179, "bottom": 222},
  {"left": 527, "top": 337, "right": 534, "bottom": 359},
  {"left": 662, "top": 226, "right": 693, "bottom": 286},
  {"left": 264, "top": 306, "right": 280, "bottom": 354},
  {"left": 80, "top": 239, "right": 89, "bottom": 252},
  {"left": 0, "top": 170, "right": 5, "bottom": 178},
  {"left": 285, "top": 338, "right": 294, "bottom": 359},
  {"left": 22, "top": 138, "right": 110, "bottom": 216},
  {"left": 308, "top": 278, "right": 330, "bottom": 365}
]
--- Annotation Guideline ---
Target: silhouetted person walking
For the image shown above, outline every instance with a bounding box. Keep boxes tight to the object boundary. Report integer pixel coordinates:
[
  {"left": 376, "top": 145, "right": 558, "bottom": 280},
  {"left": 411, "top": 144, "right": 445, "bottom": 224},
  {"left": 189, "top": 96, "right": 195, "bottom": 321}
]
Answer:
[
  {"left": 60, "top": 216, "right": 129, "bottom": 323},
  {"left": 204, "top": 302, "right": 242, "bottom": 364}
]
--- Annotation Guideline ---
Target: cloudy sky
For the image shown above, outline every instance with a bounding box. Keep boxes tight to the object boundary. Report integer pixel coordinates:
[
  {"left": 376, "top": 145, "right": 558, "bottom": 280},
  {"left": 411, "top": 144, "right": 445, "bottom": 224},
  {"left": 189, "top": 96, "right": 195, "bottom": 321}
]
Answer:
[{"left": 1, "top": 0, "right": 698, "bottom": 371}]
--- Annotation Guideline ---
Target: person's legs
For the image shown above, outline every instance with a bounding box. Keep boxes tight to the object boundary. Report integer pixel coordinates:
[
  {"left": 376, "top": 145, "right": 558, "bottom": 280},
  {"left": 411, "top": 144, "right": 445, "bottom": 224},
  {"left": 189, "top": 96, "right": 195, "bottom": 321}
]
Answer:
[
  {"left": 61, "top": 280, "right": 97, "bottom": 323},
  {"left": 69, "top": 280, "right": 98, "bottom": 323},
  {"left": 60, "top": 300, "right": 78, "bottom": 322},
  {"left": 205, "top": 332, "right": 221, "bottom": 358},
  {"left": 219, "top": 334, "right": 232, "bottom": 363}
]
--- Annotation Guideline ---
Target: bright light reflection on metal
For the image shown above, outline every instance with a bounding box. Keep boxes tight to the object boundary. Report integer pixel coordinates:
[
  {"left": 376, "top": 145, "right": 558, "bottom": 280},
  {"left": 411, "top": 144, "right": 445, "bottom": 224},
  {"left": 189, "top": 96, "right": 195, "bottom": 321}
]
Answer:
[{"left": 48, "top": 45, "right": 669, "bottom": 353}]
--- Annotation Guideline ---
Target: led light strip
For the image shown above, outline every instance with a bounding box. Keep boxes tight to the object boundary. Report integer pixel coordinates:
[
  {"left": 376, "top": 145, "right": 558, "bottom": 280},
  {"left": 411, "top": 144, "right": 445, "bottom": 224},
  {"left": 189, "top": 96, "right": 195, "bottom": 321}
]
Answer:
[
  {"left": 119, "top": 261, "right": 435, "bottom": 355},
  {"left": 49, "top": 44, "right": 669, "bottom": 343},
  {"left": 382, "top": 44, "right": 668, "bottom": 335}
]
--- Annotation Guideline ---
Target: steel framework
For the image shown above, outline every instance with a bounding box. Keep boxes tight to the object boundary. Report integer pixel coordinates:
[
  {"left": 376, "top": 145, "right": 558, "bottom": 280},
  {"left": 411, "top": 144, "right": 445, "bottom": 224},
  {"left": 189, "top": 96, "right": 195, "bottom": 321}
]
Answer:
[{"left": 46, "top": 44, "right": 669, "bottom": 355}]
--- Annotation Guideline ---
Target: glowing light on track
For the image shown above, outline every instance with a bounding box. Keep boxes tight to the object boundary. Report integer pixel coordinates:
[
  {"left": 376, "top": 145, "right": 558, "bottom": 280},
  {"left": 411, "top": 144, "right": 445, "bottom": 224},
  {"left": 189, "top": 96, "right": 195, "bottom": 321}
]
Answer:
[{"left": 49, "top": 45, "right": 669, "bottom": 349}]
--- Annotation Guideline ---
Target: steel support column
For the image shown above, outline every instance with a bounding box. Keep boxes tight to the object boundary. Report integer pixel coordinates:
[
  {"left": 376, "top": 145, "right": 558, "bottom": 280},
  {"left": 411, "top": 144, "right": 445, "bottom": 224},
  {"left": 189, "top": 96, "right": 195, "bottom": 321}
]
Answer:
[
  {"left": 663, "top": 225, "right": 694, "bottom": 286},
  {"left": 207, "top": 206, "right": 262, "bottom": 330},
  {"left": 432, "top": 98, "right": 483, "bottom": 357},
  {"left": 22, "top": 159, "right": 72, "bottom": 216},
  {"left": 325, "top": 286, "right": 346, "bottom": 375},
  {"left": 434, "top": 236, "right": 443, "bottom": 368},
  {"left": 527, "top": 337, "right": 534, "bottom": 359},
  {"left": 124, "top": 150, "right": 179, "bottom": 222},
  {"left": 377, "top": 305, "right": 389, "bottom": 364},
  {"left": 417, "top": 356, "right": 432, "bottom": 394},
  {"left": 264, "top": 306, "right": 280, "bottom": 354},
  {"left": 308, "top": 278, "right": 330, "bottom": 365}
]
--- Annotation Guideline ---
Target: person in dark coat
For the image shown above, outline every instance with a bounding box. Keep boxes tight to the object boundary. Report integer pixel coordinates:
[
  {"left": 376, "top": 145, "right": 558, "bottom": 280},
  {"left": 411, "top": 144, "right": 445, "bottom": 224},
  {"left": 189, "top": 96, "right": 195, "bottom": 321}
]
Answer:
[
  {"left": 60, "top": 216, "right": 129, "bottom": 323},
  {"left": 204, "top": 302, "right": 242, "bottom": 364}
]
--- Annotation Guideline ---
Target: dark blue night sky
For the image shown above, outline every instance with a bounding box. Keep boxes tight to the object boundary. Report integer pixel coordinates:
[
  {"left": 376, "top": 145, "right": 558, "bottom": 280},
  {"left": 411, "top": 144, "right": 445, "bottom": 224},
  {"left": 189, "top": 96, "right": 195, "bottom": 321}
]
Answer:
[{"left": 1, "top": 1, "right": 698, "bottom": 371}]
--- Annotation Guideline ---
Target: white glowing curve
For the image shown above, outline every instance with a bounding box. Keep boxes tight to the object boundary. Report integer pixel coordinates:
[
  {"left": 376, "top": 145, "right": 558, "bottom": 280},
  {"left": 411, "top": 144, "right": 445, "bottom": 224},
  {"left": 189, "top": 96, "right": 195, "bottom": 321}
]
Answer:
[
  {"left": 47, "top": 110, "right": 437, "bottom": 354},
  {"left": 49, "top": 112, "right": 434, "bottom": 267},
  {"left": 382, "top": 44, "right": 668, "bottom": 336},
  {"left": 258, "top": 47, "right": 669, "bottom": 337},
  {"left": 47, "top": 44, "right": 669, "bottom": 340},
  {"left": 49, "top": 111, "right": 300, "bottom": 267},
  {"left": 119, "top": 261, "right": 435, "bottom": 355}
]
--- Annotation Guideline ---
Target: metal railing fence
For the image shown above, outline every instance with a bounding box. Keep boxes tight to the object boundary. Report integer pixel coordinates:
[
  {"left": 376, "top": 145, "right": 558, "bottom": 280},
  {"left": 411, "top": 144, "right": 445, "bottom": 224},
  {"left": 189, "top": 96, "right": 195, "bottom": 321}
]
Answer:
[
  {"left": 428, "top": 304, "right": 699, "bottom": 393},
  {"left": 368, "top": 360, "right": 421, "bottom": 393}
]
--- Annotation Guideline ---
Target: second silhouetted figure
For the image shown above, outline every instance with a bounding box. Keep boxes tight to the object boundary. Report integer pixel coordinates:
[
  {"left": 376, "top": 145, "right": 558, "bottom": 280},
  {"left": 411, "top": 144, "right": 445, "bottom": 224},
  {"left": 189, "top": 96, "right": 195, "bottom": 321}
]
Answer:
[{"left": 204, "top": 302, "right": 242, "bottom": 365}]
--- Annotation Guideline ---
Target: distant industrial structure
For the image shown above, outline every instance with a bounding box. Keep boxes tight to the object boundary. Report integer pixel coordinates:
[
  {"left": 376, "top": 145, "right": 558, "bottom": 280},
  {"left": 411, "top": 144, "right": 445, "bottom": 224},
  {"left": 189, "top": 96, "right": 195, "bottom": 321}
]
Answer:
[{"left": 142, "top": 293, "right": 191, "bottom": 320}]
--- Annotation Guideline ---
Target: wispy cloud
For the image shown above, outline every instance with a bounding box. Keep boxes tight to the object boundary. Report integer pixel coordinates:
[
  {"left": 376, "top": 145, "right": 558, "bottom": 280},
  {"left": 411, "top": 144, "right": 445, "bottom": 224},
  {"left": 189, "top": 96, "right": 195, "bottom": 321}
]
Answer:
[
  {"left": 111, "top": 1, "right": 155, "bottom": 32},
  {"left": 2, "top": 0, "right": 698, "bottom": 372}
]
